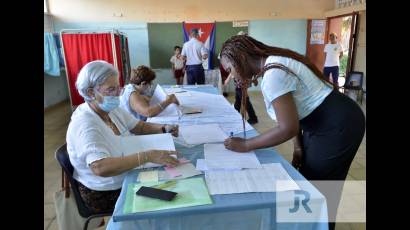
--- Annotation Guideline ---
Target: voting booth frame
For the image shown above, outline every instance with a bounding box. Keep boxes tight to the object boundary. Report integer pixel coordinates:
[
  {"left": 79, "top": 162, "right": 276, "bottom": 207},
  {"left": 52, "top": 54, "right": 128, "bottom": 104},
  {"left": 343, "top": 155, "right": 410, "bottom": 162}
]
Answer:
[{"left": 60, "top": 29, "right": 132, "bottom": 111}]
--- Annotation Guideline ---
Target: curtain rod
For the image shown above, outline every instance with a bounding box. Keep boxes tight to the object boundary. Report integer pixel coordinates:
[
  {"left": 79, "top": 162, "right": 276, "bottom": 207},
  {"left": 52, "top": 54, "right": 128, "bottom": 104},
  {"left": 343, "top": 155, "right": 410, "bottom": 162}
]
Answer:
[{"left": 60, "top": 28, "right": 127, "bottom": 36}]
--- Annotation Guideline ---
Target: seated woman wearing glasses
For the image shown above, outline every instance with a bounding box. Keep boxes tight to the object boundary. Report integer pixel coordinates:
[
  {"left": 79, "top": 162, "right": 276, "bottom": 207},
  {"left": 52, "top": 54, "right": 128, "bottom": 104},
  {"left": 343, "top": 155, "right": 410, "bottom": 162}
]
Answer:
[
  {"left": 66, "top": 61, "right": 179, "bottom": 213},
  {"left": 119, "top": 65, "right": 180, "bottom": 121}
]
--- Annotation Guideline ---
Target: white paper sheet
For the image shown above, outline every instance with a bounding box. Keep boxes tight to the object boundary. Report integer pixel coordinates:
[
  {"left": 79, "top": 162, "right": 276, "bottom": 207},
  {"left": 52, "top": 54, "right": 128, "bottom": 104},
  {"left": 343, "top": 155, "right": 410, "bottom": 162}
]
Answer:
[
  {"left": 204, "top": 163, "right": 300, "bottom": 195},
  {"left": 149, "top": 85, "right": 179, "bottom": 117},
  {"left": 203, "top": 144, "right": 261, "bottom": 170},
  {"left": 179, "top": 124, "right": 228, "bottom": 145},
  {"left": 119, "top": 133, "right": 176, "bottom": 169}
]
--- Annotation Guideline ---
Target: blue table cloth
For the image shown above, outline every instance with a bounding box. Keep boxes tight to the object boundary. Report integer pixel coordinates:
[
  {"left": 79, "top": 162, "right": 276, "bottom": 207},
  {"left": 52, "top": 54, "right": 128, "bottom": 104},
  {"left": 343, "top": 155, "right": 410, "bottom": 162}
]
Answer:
[{"left": 107, "top": 85, "right": 328, "bottom": 230}]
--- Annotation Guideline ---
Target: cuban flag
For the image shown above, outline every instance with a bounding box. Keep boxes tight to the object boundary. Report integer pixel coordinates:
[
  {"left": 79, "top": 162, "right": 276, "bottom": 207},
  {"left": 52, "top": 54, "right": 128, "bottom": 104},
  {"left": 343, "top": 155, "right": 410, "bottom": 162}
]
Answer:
[{"left": 182, "top": 22, "right": 216, "bottom": 70}]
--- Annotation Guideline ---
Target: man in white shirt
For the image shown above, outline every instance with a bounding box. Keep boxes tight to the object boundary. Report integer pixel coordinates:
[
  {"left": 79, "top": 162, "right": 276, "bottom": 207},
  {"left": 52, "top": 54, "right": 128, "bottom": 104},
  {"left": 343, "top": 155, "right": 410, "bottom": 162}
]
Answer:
[
  {"left": 323, "top": 32, "right": 343, "bottom": 88},
  {"left": 181, "top": 28, "right": 208, "bottom": 85}
]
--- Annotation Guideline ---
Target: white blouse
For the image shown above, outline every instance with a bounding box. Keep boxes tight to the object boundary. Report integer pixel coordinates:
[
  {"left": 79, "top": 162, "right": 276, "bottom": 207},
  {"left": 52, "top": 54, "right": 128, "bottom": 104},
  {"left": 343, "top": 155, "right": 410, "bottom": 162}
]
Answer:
[
  {"left": 261, "top": 55, "right": 333, "bottom": 121},
  {"left": 66, "top": 103, "right": 139, "bottom": 191}
]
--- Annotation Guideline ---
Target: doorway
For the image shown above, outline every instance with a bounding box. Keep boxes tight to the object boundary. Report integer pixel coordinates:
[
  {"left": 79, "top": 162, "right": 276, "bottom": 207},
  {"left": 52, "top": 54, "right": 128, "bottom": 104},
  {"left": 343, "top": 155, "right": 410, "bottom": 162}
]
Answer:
[{"left": 306, "top": 13, "right": 359, "bottom": 87}]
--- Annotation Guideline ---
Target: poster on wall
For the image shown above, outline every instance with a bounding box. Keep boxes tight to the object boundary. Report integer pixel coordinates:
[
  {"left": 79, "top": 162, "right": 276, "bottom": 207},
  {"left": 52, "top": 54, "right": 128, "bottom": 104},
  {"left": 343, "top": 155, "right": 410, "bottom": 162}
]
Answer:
[{"left": 310, "top": 20, "right": 326, "bottom": 45}]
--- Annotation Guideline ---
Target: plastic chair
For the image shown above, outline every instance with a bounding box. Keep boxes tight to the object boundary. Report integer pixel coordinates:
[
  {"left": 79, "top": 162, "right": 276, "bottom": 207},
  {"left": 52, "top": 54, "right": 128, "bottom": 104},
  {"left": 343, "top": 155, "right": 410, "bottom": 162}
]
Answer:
[
  {"left": 340, "top": 71, "right": 365, "bottom": 104},
  {"left": 55, "top": 143, "right": 112, "bottom": 230}
]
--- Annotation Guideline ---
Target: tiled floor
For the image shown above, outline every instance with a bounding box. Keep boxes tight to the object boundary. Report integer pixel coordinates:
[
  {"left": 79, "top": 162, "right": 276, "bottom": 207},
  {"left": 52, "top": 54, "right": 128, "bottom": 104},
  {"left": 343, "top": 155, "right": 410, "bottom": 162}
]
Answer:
[{"left": 44, "top": 91, "right": 366, "bottom": 230}]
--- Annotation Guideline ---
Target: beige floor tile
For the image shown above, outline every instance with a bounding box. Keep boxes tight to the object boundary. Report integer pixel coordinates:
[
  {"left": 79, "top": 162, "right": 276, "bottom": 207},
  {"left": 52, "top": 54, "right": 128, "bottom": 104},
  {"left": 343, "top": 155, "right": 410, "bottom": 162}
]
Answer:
[
  {"left": 348, "top": 168, "right": 366, "bottom": 180},
  {"left": 44, "top": 203, "right": 57, "bottom": 220},
  {"left": 349, "top": 223, "right": 366, "bottom": 230},
  {"left": 335, "top": 223, "right": 352, "bottom": 230},
  {"left": 44, "top": 219, "right": 53, "bottom": 230},
  {"left": 47, "top": 218, "right": 58, "bottom": 230}
]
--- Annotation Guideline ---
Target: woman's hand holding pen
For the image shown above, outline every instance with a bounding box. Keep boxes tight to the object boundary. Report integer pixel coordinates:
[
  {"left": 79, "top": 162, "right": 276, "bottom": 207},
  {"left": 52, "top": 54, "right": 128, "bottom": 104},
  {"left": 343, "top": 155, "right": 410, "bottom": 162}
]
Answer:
[{"left": 224, "top": 132, "right": 249, "bottom": 152}]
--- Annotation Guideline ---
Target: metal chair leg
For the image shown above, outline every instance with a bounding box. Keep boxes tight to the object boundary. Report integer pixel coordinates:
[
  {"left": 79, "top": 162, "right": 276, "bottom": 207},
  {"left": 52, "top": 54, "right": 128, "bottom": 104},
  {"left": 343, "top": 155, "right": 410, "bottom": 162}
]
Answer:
[
  {"left": 360, "top": 90, "right": 364, "bottom": 104},
  {"left": 83, "top": 217, "right": 92, "bottom": 230},
  {"left": 83, "top": 213, "right": 112, "bottom": 230}
]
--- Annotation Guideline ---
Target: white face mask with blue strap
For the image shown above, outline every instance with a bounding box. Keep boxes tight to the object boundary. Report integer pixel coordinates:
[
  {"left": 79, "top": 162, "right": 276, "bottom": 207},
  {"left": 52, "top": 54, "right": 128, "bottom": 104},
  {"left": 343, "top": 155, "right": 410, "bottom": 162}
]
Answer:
[{"left": 94, "top": 90, "right": 120, "bottom": 112}]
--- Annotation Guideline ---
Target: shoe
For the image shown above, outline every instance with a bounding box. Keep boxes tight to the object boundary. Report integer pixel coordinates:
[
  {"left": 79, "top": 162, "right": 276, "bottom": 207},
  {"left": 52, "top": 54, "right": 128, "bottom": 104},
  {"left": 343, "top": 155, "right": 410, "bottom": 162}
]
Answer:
[
  {"left": 247, "top": 118, "right": 258, "bottom": 124},
  {"left": 223, "top": 92, "right": 228, "bottom": 97}
]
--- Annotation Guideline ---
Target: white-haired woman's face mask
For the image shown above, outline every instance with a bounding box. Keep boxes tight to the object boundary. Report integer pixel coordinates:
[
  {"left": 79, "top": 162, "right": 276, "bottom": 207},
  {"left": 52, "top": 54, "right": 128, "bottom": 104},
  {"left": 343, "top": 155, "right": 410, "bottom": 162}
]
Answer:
[{"left": 89, "top": 75, "right": 122, "bottom": 112}]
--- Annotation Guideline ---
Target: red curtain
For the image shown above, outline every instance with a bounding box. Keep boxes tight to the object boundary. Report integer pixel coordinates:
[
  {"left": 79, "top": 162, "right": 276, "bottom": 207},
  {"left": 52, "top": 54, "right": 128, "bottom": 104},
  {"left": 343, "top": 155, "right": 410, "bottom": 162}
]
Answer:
[
  {"left": 62, "top": 33, "right": 125, "bottom": 106},
  {"left": 114, "top": 34, "right": 124, "bottom": 86}
]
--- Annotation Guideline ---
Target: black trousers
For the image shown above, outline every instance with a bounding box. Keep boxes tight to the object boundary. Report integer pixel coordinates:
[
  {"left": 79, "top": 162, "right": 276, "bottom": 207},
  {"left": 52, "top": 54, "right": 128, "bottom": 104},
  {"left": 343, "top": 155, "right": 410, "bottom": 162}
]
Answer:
[
  {"left": 186, "top": 64, "right": 205, "bottom": 85},
  {"left": 299, "top": 90, "right": 365, "bottom": 230},
  {"left": 234, "top": 87, "right": 257, "bottom": 120}
]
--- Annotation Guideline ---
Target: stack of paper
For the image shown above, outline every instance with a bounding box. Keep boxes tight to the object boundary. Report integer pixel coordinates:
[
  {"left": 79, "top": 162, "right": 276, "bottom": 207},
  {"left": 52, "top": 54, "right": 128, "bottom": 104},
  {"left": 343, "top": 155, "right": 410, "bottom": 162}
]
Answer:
[
  {"left": 147, "top": 85, "right": 254, "bottom": 135},
  {"left": 204, "top": 163, "right": 300, "bottom": 195},
  {"left": 123, "top": 177, "right": 213, "bottom": 213}
]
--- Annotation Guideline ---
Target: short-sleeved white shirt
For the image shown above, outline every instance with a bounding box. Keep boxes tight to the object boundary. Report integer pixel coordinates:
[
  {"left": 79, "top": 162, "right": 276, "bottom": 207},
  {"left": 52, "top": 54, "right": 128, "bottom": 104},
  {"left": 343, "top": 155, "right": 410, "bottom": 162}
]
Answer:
[
  {"left": 66, "top": 103, "right": 139, "bottom": 191},
  {"left": 324, "top": 43, "right": 343, "bottom": 67},
  {"left": 170, "top": 55, "right": 185, "bottom": 70},
  {"left": 181, "top": 38, "right": 208, "bottom": 65},
  {"left": 261, "top": 55, "right": 333, "bottom": 121}
]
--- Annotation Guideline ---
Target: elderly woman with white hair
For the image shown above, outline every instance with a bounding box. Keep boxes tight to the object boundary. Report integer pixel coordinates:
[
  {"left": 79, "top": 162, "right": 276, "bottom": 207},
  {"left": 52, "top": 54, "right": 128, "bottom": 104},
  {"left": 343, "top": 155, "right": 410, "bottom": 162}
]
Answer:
[{"left": 66, "top": 60, "right": 179, "bottom": 213}]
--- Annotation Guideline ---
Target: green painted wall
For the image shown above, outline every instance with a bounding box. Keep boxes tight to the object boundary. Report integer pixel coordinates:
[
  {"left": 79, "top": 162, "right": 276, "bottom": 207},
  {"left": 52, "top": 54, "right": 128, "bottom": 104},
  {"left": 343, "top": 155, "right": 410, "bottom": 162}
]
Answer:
[
  {"left": 212, "top": 22, "right": 248, "bottom": 67},
  {"left": 148, "top": 23, "right": 184, "bottom": 69},
  {"left": 148, "top": 22, "right": 248, "bottom": 69}
]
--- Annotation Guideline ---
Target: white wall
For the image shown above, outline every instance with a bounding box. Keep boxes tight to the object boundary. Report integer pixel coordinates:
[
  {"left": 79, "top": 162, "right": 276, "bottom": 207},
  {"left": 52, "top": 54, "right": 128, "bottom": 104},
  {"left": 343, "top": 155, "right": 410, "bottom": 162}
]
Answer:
[
  {"left": 44, "top": 14, "right": 69, "bottom": 108},
  {"left": 44, "top": 70, "right": 69, "bottom": 108},
  {"left": 48, "top": 0, "right": 333, "bottom": 22},
  {"left": 353, "top": 11, "right": 366, "bottom": 91}
]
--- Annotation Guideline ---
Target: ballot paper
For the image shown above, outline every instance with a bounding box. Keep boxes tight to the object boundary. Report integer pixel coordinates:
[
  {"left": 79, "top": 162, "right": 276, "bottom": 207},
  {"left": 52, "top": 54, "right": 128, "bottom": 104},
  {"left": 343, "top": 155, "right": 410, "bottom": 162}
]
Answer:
[
  {"left": 204, "top": 163, "right": 300, "bottom": 195},
  {"left": 119, "top": 133, "right": 176, "bottom": 169},
  {"left": 203, "top": 144, "right": 261, "bottom": 170},
  {"left": 179, "top": 124, "right": 228, "bottom": 145}
]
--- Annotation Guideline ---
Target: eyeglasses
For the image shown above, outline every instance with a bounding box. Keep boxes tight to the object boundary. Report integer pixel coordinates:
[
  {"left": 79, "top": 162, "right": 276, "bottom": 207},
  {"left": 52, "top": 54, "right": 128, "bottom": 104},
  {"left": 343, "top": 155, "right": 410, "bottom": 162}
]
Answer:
[{"left": 95, "top": 86, "right": 124, "bottom": 96}]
